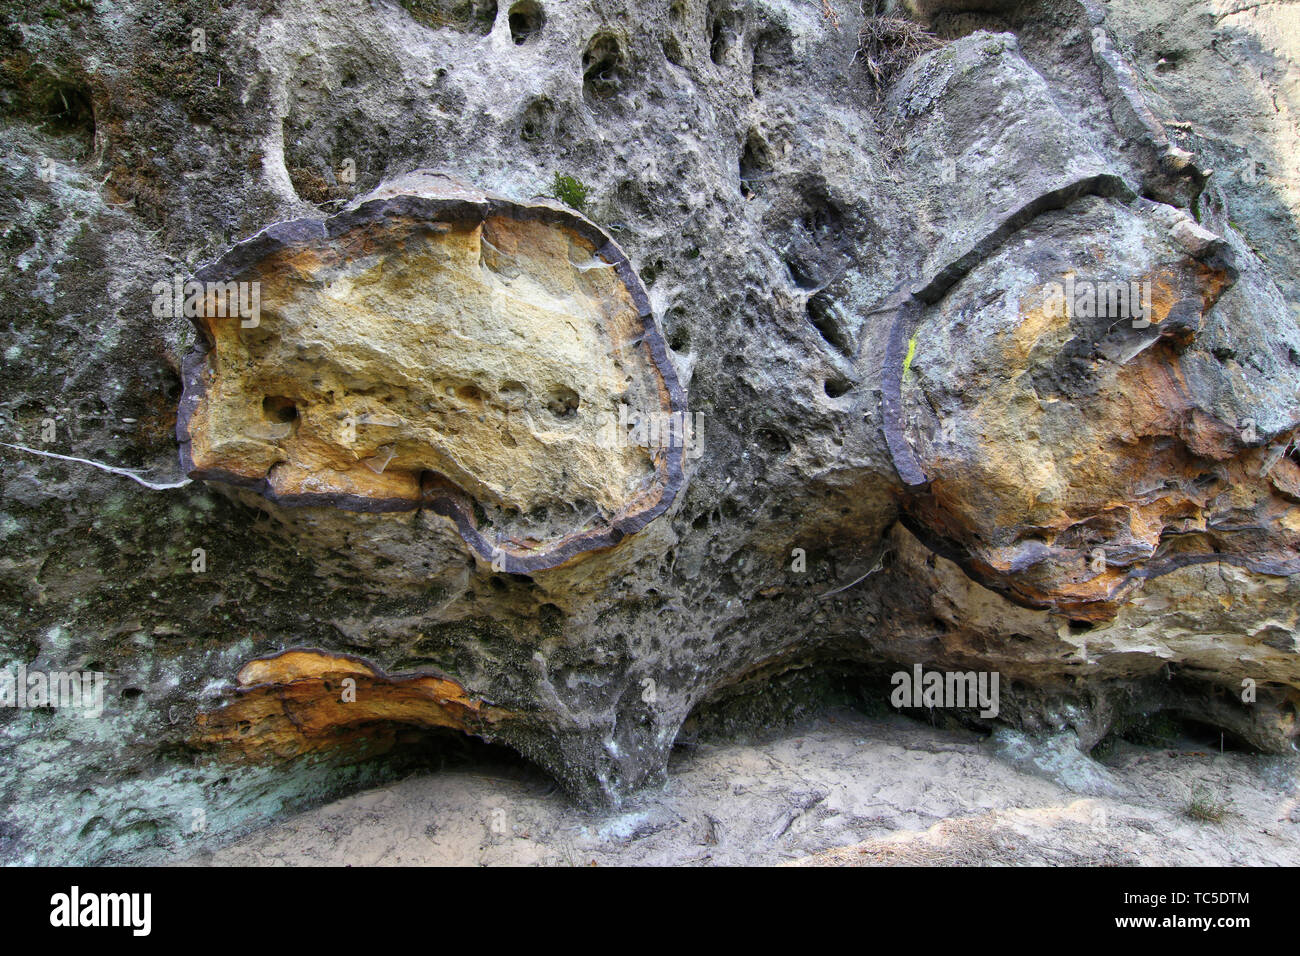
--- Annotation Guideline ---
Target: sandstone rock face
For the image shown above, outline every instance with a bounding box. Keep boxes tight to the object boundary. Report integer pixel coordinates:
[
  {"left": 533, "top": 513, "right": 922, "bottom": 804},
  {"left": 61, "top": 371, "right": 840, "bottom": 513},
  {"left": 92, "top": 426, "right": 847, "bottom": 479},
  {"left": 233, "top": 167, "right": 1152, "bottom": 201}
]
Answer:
[
  {"left": 892, "top": 194, "right": 1300, "bottom": 619},
  {"left": 1, "top": 0, "right": 1298, "bottom": 864}
]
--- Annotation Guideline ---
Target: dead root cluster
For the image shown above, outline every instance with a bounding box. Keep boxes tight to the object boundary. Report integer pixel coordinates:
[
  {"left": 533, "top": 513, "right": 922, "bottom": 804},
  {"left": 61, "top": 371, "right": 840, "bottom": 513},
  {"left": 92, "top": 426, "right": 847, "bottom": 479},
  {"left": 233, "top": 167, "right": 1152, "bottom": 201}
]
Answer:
[{"left": 856, "top": 16, "right": 942, "bottom": 92}]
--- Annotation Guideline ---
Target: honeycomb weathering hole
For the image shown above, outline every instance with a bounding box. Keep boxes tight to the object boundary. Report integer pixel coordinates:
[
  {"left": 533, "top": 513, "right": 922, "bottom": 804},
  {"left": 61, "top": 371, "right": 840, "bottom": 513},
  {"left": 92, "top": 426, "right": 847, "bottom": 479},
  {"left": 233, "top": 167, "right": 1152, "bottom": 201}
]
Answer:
[
  {"left": 508, "top": 0, "right": 544, "bottom": 44},
  {"left": 582, "top": 33, "right": 626, "bottom": 101},
  {"left": 176, "top": 171, "right": 688, "bottom": 572}
]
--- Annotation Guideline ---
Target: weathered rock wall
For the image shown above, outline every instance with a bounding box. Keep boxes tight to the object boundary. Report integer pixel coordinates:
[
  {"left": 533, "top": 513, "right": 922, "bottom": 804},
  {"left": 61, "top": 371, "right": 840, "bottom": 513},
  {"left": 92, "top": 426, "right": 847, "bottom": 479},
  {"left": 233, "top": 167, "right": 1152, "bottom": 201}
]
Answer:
[{"left": 0, "top": 0, "right": 1297, "bottom": 863}]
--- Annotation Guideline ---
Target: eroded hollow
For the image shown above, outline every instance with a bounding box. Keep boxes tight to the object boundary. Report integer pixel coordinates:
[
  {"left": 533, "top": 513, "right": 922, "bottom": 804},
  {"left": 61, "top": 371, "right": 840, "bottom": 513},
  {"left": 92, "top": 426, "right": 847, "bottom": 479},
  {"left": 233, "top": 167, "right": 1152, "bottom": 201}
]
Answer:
[
  {"left": 807, "top": 291, "right": 854, "bottom": 356},
  {"left": 507, "top": 0, "right": 544, "bottom": 43},
  {"left": 708, "top": 7, "right": 741, "bottom": 65},
  {"left": 739, "top": 130, "right": 772, "bottom": 198},
  {"left": 13, "top": 66, "right": 96, "bottom": 152},
  {"left": 262, "top": 395, "right": 299, "bottom": 424},
  {"left": 401, "top": 0, "right": 499, "bottom": 34},
  {"left": 582, "top": 33, "right": 626, "bottom": 101}
]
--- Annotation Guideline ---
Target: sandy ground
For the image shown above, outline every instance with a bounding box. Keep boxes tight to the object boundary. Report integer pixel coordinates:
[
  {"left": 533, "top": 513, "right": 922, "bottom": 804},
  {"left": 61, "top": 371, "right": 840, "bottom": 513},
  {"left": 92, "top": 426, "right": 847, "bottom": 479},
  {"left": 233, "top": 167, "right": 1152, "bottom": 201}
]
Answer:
[{"left": 185, "top": 709, "right": 1300, "bottom": 866}]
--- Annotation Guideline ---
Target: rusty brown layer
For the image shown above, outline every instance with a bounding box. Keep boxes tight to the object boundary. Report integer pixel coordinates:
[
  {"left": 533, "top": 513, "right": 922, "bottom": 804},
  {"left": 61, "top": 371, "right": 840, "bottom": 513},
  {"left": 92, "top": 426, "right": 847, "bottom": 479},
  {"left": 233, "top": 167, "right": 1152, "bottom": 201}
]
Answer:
[{"left": 193, "top": 647, "right": 513, "bottom": 761}]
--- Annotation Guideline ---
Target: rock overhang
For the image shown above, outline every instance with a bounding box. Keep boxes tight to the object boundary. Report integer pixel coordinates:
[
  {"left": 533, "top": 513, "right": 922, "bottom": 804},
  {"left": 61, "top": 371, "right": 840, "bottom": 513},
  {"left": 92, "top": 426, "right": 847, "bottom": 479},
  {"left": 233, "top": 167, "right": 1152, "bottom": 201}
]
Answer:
[{"left": 176, "top": 172, "right": 689, "bottom": 573}]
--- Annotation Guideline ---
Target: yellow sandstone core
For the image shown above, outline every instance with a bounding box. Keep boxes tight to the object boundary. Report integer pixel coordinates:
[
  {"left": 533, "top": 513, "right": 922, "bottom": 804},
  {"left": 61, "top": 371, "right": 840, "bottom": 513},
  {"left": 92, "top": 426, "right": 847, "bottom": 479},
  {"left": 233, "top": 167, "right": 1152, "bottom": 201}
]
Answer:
[{"left": 186, "top": 212, "right": 661, "bottom": 530}]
